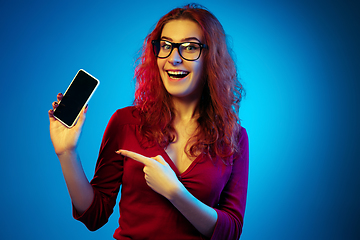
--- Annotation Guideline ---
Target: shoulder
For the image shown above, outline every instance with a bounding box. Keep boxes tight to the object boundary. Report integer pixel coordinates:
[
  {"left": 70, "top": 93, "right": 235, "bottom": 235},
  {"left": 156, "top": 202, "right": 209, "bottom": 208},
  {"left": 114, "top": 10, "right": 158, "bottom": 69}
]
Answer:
[
  {"left": 101, "top": 106, "right": 141, "bottom": 143},
  {"left": 239, "top": 126, "right": 248, "bottom": 143},
  {"left": 237, "top": 126, "right": 249, "bottom": 160},
  {"left": 109, "top": 106, "right": 141, "bottom": 127},
  {"left": 237, "top": 126, "right": 248, "bottom": 148}
]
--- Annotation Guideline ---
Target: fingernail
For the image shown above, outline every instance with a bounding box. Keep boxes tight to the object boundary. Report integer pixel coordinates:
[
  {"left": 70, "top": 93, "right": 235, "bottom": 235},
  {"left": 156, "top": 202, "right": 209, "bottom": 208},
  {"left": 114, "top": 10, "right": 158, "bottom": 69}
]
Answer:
[{"left": 115, "top": 150, "right": 121, "bottom": 154}]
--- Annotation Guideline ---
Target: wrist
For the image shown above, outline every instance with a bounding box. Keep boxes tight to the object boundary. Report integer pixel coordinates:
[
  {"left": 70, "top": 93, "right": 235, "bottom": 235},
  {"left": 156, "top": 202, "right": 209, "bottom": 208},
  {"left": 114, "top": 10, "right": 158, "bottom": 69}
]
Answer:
[
  {"left": 53, "top": 144, "right": 77, "bottom": 156},
  {"left": 57, "top": 149, "right": 78, "bottom": 162},
  {"left": 168, "top": 180, "right": 187, "bottom": 202}
]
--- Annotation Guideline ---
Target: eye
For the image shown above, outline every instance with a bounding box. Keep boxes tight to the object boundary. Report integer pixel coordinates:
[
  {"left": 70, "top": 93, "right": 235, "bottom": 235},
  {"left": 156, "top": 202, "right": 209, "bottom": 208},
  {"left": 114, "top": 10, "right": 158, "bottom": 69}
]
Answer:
[
  {"left": 160, "top": 41, "right": 172, "bottom": 50},
  {"left": 182, "top": 43, "right": 199, "bottom": 52}
]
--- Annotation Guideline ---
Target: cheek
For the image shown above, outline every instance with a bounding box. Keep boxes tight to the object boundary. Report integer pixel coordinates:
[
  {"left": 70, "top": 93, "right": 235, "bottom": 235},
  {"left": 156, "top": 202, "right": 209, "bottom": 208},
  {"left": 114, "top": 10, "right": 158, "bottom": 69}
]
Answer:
[
  {"left": 157, "top": 59, "right": 166, "bottom": 85},
  {"left": 157, "top": 59, "right": 165, "bottom": 72},
  {"left": 193, "top": 61, "right": 204, "bottom": 80}
]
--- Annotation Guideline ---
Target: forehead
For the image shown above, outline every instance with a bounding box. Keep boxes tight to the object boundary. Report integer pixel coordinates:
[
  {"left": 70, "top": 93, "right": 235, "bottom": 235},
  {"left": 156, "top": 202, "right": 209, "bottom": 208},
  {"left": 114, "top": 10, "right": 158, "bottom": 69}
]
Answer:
[{"left": 161, "top": 19, "right": 203, "bottom": 42}]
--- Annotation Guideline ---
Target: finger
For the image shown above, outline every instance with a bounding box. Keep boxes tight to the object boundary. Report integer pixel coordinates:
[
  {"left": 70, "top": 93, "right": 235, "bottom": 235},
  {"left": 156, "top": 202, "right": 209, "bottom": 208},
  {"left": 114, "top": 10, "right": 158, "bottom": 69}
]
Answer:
[
  {"left": 52, "top": 101, "right": 59, "bottom": 110},
  {"left": 151, "top": 155, "right": 168, "bottom": 166},
  {"left": 49, "top": 109, "right": 56, "bottom": 122},
  {"left": 116, "top": 150, "right": 152, "bottom": 165},
  {"left": 73, "top": 106, "right": 87, "bottom": 130},
  {"left": 57, "top": 93, "right": 63, "bottom": 102}
]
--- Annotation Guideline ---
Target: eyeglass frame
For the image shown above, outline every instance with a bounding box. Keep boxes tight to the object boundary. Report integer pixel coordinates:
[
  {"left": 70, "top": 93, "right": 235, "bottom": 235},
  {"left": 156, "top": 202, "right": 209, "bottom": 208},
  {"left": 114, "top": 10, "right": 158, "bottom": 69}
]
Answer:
[{"left": 151, "top": 39, "right": 208, "bottom": 61}]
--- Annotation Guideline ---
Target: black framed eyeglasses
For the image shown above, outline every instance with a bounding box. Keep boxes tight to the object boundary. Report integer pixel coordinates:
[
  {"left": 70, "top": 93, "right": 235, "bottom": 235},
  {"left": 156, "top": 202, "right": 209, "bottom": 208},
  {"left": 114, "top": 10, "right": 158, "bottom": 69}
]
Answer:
[{"left": 151, "top": 40, "right": 208, "bottom": 61}]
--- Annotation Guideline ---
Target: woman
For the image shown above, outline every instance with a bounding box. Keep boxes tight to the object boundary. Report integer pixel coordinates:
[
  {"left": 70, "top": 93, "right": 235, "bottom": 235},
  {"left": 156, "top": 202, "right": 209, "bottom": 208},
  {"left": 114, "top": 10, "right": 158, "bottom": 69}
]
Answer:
[{"left": 49, "top": 4, "right": 249, "bottom": 240}]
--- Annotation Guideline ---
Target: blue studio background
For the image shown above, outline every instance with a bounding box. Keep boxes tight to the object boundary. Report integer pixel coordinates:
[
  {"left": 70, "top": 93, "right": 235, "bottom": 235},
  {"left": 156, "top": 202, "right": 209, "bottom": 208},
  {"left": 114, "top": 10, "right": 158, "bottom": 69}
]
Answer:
[{"left": 1, "top": 0, "right": 359, "bottom": 239}]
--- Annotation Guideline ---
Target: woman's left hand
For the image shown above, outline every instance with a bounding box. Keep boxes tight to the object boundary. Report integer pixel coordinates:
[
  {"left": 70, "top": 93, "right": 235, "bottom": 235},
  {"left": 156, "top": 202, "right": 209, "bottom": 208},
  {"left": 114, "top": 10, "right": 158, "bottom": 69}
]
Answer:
[{"left": 116, "top": 149, "right": 182, "bottom": 200}]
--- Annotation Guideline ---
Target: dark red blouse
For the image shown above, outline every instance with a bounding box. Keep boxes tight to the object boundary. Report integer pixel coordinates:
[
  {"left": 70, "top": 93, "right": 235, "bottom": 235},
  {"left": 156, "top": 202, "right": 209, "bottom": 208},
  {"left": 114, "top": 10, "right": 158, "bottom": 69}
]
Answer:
[{"left": 73, "top": 106, "right": 249, "bottom": 240}]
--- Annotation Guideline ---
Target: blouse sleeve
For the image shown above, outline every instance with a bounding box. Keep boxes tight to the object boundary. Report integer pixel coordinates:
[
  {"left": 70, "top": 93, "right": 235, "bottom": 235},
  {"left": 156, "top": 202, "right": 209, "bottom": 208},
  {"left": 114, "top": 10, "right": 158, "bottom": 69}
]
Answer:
[
  {"left": 210, "top": 127, "right": 249, "bottom": 240},
  {"left": 72, "top": 110, "right": 125, "bottom": 231}
]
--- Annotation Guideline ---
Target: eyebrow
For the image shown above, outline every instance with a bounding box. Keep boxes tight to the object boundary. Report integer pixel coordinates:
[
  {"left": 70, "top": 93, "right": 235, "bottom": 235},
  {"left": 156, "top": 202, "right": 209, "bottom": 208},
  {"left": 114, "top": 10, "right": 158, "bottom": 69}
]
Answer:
[{"left": 160, "top": 36, "right": 201, "bottom": 43}]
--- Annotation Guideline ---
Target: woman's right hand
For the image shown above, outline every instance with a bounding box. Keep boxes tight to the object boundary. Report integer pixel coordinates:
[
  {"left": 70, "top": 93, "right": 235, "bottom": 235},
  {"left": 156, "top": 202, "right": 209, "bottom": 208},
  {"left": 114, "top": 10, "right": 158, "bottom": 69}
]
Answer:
[{"left": 48, "top": 93, "right": 87, "bottom": 156}]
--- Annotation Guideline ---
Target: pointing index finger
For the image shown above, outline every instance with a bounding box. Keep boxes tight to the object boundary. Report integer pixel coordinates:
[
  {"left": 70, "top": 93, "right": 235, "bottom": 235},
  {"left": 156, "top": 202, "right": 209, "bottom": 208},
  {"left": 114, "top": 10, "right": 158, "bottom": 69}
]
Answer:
[{"left": 116, "top": 149, "right": 152, "bottom": 165}]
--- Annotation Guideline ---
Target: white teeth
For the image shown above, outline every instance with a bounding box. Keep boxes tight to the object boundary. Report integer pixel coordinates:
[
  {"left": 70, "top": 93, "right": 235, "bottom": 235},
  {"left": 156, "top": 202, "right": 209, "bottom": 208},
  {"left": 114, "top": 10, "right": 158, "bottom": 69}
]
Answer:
[{"left": 167, "top": 71, "right": 188, "bottom": 75}]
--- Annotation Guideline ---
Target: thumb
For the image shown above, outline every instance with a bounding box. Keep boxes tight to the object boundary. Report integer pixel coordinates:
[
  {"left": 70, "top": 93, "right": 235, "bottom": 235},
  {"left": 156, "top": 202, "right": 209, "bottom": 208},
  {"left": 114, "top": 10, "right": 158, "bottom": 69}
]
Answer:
[
  {"left": 74, "top": 105, "right": 88, "bottom": 130},
  {"left": 152, "top": 155, "right": 168, "bottom": 166}
]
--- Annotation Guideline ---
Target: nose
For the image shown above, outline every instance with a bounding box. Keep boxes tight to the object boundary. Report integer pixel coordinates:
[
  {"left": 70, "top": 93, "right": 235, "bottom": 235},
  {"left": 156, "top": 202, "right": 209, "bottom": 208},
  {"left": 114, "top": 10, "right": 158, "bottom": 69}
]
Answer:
[{"left": 168, "top": 48, "right": 182, "bottom": 65}]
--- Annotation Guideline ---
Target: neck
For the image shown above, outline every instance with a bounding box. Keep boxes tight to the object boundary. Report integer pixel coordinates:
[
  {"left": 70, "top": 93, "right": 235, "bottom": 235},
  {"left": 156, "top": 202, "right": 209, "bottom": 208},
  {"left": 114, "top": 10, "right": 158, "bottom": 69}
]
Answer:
[{"left": 171, "top": 95, "right": 201, "bottom": 123}]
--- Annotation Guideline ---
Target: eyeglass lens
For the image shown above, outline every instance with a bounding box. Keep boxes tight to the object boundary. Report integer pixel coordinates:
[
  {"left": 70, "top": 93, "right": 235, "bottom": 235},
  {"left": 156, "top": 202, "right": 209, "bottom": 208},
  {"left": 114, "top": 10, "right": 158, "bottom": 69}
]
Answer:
[{"left": 154, "top": 40, "right": 202, "bottom": 60}]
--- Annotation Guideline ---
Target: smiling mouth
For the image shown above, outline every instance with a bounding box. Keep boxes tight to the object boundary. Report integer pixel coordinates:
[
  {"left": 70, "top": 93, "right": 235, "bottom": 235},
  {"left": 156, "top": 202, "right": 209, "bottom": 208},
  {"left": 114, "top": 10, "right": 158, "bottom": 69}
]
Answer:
[{"left": 167, "top": 70, "right": 189, "bottom": 79}]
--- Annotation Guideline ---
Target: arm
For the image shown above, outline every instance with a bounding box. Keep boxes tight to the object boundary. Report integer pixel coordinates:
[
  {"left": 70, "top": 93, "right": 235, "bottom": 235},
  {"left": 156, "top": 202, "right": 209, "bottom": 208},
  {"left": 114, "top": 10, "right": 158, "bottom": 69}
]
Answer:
[
  {"left": 210, "top": 127, "right": 249, "bottom": 239},
  {"left": 49, "top": 93, "right": 94, "bottom": 214},
  {"left": 72, "top": 110, "right": 125, "bottom": 231},
  {"left": 169, "top": 182, "right": 218, "bottom": 237},
  {"left": 118, "top": 127, "right": 249, "bottom": 239},
  {"left": 116, "top": 150, "right": 217, "bottom": 238},
  {"left": 57, "top": 150, "right": 94, "bottom": 214}
]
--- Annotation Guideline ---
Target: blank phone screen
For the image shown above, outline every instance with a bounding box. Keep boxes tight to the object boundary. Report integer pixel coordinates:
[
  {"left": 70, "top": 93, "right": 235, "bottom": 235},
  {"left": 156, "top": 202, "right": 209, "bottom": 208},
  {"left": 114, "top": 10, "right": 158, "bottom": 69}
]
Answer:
[{"left": 54, "top": 70, "right": 99, "bottom": 127}]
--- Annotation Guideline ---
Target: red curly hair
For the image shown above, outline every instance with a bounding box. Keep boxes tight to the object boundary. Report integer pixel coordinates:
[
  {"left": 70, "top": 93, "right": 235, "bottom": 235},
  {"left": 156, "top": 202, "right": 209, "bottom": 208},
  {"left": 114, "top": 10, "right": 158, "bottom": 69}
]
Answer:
[{"left": 134, "top": 3, "right": 244, "bottom": 162}]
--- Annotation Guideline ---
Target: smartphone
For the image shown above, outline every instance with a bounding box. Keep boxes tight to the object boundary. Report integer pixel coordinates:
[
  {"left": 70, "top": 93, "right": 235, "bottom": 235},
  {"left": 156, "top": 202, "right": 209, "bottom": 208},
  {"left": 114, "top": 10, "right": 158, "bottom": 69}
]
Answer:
[{"left": 53, "top": 69, "right": 99, "bottom": 128}]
